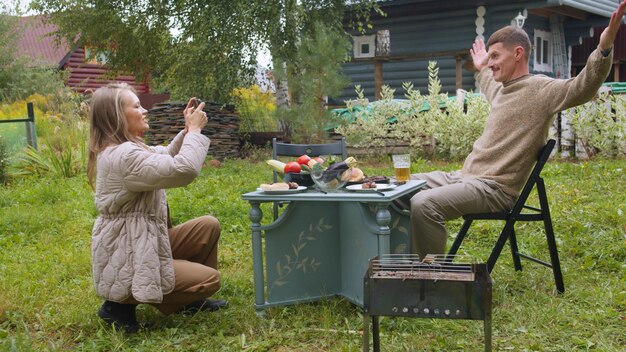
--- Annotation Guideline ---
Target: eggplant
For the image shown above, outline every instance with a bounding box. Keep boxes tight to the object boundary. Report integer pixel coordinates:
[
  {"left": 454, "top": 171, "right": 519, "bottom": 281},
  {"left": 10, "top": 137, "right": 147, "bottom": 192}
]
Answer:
[{"left": 317, "top": 157, "right": 357, "bottom": 182}]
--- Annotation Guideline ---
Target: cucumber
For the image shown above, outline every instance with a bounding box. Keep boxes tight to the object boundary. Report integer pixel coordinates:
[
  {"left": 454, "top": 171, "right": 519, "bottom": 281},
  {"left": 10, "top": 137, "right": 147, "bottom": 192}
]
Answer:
[{"left": 266, "top": 159, "right": 286, "bottom": 174}]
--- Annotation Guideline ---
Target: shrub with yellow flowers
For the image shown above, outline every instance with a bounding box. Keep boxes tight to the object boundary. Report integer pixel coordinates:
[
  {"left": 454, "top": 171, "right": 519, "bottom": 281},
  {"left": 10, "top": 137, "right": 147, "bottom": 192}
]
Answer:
[{"left": 231, "top": 84, "right": 278, "bottom": 132}]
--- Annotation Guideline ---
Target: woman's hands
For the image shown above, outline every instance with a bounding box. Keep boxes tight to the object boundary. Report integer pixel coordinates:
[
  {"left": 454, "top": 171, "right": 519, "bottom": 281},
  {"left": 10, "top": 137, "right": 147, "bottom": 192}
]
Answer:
[{"left": 183, "top": 98, "right": 208, "bottom": 134}]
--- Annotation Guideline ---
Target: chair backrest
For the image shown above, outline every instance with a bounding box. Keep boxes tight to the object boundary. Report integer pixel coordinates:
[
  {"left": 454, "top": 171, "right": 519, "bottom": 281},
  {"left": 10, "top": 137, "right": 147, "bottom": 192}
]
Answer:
[
  {"left": 272, "top": 138, "right": 347, "bottom": 159},
  {"left": 509, "top": 139, "right": 555, "bottom": 212},
  {"left": 272, "top": 137, "right": 347, "bottom": 182}
]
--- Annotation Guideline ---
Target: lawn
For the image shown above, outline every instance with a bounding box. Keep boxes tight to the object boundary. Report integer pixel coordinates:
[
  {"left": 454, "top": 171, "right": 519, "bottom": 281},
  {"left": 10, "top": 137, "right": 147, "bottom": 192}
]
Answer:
[{"left": 0, "top": 155, "right": 624, "bottom": 351}]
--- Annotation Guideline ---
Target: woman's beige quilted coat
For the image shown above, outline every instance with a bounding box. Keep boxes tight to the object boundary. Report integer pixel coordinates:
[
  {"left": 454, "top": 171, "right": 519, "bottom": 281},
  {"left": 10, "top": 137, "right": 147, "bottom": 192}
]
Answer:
[{"left": 91, "top": 131, "right": 209, "bottom": 303}]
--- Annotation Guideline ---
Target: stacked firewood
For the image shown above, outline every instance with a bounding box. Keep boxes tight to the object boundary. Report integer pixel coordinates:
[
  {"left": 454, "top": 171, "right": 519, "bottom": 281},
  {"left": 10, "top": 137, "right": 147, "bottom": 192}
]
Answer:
[{"left": 145, "top": 101, "right": 241, "bottom": 159}]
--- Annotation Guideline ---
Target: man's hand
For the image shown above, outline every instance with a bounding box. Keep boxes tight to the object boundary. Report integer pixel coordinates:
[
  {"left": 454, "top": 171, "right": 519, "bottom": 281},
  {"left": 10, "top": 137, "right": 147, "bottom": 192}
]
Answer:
[
  {"left": 470, "top": 39, "right": 488, "bottom": 72},
  {"left": 599, "top": 0, "right": 626, "bottom": 51}
]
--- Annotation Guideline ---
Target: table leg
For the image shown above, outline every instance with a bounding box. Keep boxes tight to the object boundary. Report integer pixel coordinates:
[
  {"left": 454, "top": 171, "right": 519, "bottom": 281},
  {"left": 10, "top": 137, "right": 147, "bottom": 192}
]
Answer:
[
  {"left": 249, "top": 201, "right": 265, "bottom": 311},
  {"left": 375, "top": 203, "right": 391, "bottom": 256}
]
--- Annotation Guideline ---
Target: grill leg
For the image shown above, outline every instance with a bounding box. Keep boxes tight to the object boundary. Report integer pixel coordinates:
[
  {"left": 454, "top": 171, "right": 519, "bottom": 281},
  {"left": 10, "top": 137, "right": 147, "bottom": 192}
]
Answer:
[
  {"left": 372, "top": 316, "right": 380, "bottom": 352},
  {"left": 484, "top": 318, "right": 492, "bottom": 352},
  {"left": 484, "top": 282, "right": 493, "bottom": 352},
  {"left": 362, "top": 314, "right": 370, "bottom": 352}
]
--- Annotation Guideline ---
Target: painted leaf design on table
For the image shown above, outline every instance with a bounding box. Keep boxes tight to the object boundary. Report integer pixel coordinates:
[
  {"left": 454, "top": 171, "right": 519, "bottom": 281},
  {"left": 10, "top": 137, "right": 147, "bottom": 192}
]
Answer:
[
  {"left": 276, "top": 262, "right": 283, "bottom": 276},
  {"left": 269, "top": 217, "right": 332, "bottom": 293}
]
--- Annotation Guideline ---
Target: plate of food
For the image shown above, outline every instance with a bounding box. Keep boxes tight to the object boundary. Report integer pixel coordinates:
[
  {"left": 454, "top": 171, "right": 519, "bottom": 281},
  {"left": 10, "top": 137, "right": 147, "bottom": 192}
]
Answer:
[
  {"left": 345, "top": 182, "right": 397, "bottom": 192},
  {"left": 346, "top": 175, "right": 391, "bottom": 185},
  {"left": 257, "top": 182, "right": 307, "bottom": 194}
]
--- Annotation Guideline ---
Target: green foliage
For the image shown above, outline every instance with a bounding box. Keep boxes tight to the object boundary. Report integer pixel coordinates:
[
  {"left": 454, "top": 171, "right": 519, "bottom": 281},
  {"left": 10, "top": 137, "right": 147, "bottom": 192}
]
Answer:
[
  {"left": 336, "top": 61, "right": 490, "bottom": 160},
  {"left": 2, "top": 92, "right": 89, "bottom": 179},
  {"left": 231, "top": 85, "right": 278, "bottom": 132},
  {"left": 567, "top": 92, "right": 626, "bottom": 158},
  {"left": 0, "top": 136, "right": 8, "bottom": 184},
  {"left": 31, "top": 0, "right": 380, "bottom": 104},
  {"left": 0, "top": 158, "right": 625, "bottom": 350},
  {"left": 277, "top": 20, "right": 351, "bottom": 143},
  {"left": 0, "top": 13, "right": 71, "bottom": 103}
]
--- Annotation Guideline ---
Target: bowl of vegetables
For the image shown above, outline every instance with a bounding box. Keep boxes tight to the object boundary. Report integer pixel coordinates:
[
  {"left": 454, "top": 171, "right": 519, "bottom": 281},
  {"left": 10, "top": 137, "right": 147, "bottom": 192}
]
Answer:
[{"left": 311, "top": 157, "right": 357, "bottom": 192}]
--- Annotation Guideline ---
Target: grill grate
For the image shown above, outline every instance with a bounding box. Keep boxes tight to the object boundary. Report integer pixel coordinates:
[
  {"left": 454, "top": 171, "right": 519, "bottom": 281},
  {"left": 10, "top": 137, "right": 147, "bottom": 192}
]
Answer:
[{"left": 370, "top": 254, "right": 476, "bottom": 281}]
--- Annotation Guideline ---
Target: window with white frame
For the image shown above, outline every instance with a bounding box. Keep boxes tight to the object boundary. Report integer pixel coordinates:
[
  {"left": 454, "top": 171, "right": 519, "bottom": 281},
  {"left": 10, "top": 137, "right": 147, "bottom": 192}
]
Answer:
[
  {"left": 533, "top": 29, "right": 552, "bottom": 73},
  {"left": 352, "top": 35, "right": 375, "bottom": 58}
]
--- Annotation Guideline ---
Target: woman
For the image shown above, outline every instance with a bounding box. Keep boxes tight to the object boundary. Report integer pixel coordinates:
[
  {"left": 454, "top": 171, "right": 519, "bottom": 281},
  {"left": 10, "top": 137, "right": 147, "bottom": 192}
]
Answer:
[{"left": 87, "top": 83, "right": 226, "bottom": 333}]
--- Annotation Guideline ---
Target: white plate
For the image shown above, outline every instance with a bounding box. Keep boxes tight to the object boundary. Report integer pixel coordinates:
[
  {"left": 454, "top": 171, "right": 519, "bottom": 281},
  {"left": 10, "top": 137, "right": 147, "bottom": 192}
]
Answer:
[
  {"left": 257, "top": 186, "right": 307, "bottom": 194},
  {"left": 346, "top": 184, "right": 397, "bottom": 192}
]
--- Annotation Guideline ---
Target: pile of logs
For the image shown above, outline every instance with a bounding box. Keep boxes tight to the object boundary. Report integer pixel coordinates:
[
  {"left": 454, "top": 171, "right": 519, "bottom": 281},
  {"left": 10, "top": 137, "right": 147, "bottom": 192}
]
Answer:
[{"left": 145, "top": 101, "right": 241, "bottom": 159}]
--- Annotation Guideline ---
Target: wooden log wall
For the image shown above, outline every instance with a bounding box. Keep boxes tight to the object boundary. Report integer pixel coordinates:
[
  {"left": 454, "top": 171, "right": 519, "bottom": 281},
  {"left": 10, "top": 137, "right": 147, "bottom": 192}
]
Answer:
[{"left": 144, "top": 101, "right": 241, "bottom": 159}]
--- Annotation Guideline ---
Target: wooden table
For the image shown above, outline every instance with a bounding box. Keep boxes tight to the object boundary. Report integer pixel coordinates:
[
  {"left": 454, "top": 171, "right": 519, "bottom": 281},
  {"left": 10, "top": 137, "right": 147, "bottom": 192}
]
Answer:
[{"left": 242, "top": 180, "right": 427, "bottom": 311}]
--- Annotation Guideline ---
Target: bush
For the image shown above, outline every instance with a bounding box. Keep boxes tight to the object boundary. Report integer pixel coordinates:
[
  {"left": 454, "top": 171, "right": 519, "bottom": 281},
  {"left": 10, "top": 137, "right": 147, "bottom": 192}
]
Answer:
[
  {"left": 336, "top": 61, "right": 490, "bottom": 160},
  {"left": 567, "top": 92, "right": 626, "bottom": 158},
  {"left": 231, "top": 84, "right": 277, "bottom": 132},
  {"left": 5, "top": 92, "right": 89, "bottom": 178}
]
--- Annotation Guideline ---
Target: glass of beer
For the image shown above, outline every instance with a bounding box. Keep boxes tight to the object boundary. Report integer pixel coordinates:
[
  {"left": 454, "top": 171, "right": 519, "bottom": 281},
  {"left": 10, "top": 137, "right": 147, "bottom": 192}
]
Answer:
[{"left": 392, "top": 154, "right": 410, "bottom": 183}]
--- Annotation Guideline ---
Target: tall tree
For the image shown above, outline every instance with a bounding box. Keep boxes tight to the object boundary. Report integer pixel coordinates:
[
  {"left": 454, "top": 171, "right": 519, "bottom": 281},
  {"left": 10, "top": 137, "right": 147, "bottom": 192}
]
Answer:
[{"left": 31, "top": 0, "right": 379, "bottom": 103}]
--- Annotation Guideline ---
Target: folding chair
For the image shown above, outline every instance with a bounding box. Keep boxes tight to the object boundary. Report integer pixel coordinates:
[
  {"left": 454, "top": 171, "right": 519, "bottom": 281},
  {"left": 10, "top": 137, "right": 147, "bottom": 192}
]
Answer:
[
  {"left": 271, "top": 137, "right": 347, "bottom": 219},
  {"left": 447, "top": 139, "right": 564, "bottom": 293}
]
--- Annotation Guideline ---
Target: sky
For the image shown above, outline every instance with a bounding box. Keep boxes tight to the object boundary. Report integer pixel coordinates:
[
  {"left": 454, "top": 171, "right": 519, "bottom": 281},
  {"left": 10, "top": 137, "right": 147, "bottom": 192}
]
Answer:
[{"left": 1, "top": 0, "right": 33, "bottom": 15}]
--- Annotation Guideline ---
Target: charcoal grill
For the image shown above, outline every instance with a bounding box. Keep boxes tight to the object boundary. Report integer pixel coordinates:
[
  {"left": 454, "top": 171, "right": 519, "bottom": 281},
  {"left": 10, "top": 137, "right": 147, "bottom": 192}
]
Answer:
[{"left": 362, "top": 254, "right": 492, "bottom": 352}]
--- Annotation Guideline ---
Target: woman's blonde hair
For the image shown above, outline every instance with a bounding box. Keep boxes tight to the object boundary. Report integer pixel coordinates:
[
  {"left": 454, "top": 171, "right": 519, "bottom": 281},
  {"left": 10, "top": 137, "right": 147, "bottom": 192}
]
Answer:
[{"left": 87, "top": 83, "right": 142, "bottom": 187}]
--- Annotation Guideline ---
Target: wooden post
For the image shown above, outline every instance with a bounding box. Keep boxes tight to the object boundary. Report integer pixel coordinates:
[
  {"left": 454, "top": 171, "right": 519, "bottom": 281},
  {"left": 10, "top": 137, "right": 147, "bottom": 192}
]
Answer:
[
  {"left": 374, "top": 30, "right": 390, "bottom": 101},
  {"left": 614, "top": 63, "right": 620, "bottom": 82},
  {"left": 455, "top": 55, "right": 463, "bottom": 90},
  {"left": 374, "top": 60, "right": 383, "bottom": 100}
]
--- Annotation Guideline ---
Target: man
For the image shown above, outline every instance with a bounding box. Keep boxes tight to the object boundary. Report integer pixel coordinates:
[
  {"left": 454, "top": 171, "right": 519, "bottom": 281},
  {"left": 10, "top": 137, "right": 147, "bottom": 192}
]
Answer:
[{"left": 406, "top": 1, "right": 626, "bottom": 259}]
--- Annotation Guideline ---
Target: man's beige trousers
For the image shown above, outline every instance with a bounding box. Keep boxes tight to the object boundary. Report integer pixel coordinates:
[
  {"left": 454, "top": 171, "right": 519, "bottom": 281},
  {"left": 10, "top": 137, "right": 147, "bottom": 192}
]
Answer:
[{"left": 406, "top": 171, "right": 517, "bottom": 259}]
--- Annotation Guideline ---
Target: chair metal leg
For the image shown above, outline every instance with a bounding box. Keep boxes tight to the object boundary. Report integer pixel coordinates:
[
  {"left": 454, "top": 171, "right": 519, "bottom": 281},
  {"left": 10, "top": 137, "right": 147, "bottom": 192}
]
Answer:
[
  {"left": 486, "top": 220, "right": 516, "bottom": 273},
  {"left": 537, "top": 179, "right": 565, "bottom": 293},
  {"left": 508, "top": 228, "right": 523, "bottom": 271},
  {"left": 273, "top": 203, "right": 279, "bottom": 220},
  {"left": 448, "top": 219, "right": 473, "bottom": 257}
]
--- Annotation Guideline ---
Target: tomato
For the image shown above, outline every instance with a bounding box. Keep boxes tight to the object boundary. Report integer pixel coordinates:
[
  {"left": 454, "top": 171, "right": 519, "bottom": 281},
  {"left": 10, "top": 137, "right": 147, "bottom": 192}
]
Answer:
[
  {"left": 284, "top": 161, "right": 302, "bottom": 173},
  {"left": 312, "top": 157, "right": 324, "bottom": 164},
  {"left": 296, "top": 154, "right": 311, "bottom": 165}
]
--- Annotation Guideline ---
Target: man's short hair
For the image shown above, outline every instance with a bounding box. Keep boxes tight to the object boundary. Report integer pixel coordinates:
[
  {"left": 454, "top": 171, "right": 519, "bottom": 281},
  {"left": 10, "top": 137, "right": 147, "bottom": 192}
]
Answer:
[{"left": 487, "top": 26, "right": 531, "bottom": 61}]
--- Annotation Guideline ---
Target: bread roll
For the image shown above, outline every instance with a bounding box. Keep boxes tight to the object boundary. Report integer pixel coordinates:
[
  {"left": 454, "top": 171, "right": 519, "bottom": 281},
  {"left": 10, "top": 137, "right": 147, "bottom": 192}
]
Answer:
[
  {"left": 260, "top": 182, "right": 290, "bottom": 191},
  {"left": 270, "top": 182, "right": 289, "bottom": 190}
]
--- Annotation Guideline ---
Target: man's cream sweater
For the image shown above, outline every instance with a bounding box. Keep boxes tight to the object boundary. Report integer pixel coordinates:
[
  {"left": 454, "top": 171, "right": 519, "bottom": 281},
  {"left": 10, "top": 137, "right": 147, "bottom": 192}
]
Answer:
[{"left": 461, "top": 48, "right": 612, "bottom": 196}]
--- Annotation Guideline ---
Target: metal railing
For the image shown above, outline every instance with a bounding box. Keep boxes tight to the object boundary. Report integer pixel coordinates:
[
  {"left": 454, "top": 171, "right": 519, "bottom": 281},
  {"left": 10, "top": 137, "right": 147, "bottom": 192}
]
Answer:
[{"left": 0, "top": 102, "right": 38, "bottom": 150}]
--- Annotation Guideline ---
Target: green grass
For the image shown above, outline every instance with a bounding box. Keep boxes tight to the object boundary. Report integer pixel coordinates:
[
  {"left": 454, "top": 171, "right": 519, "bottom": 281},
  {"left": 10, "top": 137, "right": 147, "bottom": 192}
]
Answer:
[
  {"left": 0, "top": 123, "right": 29, "bottom": 156},
  {"left": 0, "top": 155, "right": 625, "bottom": 351}
]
